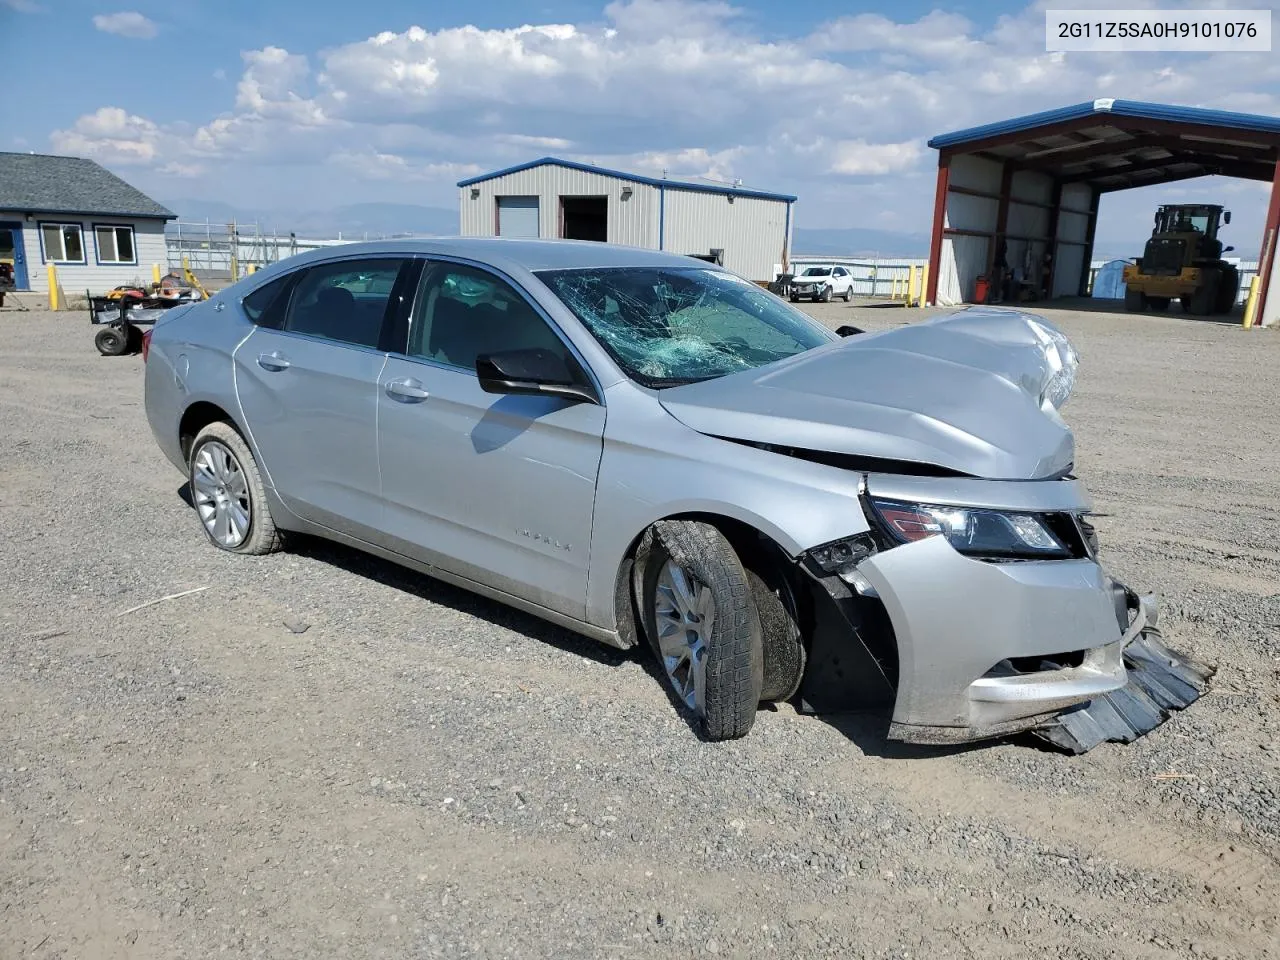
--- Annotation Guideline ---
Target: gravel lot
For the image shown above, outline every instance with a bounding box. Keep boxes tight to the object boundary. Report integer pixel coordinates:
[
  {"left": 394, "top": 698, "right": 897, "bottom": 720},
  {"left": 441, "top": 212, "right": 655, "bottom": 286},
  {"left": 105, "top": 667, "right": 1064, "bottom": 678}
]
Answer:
[{"left": 2, "top": 300, "right": 1278, "bottom": 959}]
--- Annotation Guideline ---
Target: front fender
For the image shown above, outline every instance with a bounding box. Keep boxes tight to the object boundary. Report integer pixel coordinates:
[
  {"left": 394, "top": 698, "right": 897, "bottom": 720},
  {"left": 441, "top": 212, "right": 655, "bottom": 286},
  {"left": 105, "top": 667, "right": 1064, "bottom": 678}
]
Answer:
[{"left": 584, "top": 384, "right": 868, "bottom": 629}]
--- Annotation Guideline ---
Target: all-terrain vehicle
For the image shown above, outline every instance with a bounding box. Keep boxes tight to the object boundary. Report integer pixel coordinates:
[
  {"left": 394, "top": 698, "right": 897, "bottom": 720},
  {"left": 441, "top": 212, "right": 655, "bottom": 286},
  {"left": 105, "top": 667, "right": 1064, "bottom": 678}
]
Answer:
[{"left": 1121, "top": 204, "right": 1238, "bottom": 315}]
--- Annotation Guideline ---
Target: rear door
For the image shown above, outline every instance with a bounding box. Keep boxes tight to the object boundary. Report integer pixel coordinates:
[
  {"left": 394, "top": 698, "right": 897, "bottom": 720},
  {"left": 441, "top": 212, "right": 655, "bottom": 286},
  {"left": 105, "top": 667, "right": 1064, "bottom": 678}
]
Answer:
[{"left": 233, "top": 256, "right": 409, "bottom": 537}]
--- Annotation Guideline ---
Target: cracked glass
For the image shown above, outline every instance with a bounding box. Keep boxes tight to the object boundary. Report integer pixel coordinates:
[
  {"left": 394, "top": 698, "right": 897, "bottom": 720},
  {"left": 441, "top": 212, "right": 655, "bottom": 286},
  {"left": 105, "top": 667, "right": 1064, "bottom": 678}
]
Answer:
[{"left": 536, "top": 267, "right": 836, "bottom": 387}]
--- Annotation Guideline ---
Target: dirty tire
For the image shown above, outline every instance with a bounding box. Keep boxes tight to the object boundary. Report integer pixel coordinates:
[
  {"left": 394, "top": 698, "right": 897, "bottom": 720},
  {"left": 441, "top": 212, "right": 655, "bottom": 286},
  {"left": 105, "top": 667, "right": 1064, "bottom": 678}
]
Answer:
[
  {"left": 94, "top": 325, "right": 129, "bottom": 356},
  {"left": 749, "top": 568, "right": 805, "bottom": 703},
  {"left": 641, "top": 520, "right": 764, "bottom": 740},
  {"left": 1188, "top": 278, "right": 1218, "bottom": 315},
  {"left": 1123, "top": 288, "right": 1144, "bottom": 312},
  {"left": 1216, "top": 265, "right": 1239, "bottom": 314},
  {"left": 188, "top": 421, "right": 283, "bottom": 556},
  {"left": 842, "top": 286, "right": 853, "bottom": 302},
  {"left": 820, "top": 285, "right": 833, "bottom": 303}
]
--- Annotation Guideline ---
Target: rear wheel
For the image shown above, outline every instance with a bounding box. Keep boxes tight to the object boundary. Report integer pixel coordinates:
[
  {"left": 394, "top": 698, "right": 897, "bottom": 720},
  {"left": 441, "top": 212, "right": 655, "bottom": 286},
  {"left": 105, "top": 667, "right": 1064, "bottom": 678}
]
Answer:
[
  {"left": 640, "top": 520, "right": 764, "bottom": 740},
  {"left": 1123, "top": 288, "right": 1144, "bottom": 312},
  {"left": 188, "top": 421, "right": 282, "bottom": 555},
  {"left": 1147, "top": 296, "right": 1170, "bottom": 312},
  {"left": 1180, "top": 295, "right": 1193, "bottom": 313}
]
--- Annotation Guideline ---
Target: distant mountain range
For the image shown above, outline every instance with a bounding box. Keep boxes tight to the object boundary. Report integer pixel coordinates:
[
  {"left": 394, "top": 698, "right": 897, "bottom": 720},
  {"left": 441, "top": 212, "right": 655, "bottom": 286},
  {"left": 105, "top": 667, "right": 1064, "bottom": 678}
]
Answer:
[
  {"left": 166, "top": 198, "right": 459, "bottom": 239},
  {"left": 164, "top": 198, "right": 1256, "bottom": 260}
]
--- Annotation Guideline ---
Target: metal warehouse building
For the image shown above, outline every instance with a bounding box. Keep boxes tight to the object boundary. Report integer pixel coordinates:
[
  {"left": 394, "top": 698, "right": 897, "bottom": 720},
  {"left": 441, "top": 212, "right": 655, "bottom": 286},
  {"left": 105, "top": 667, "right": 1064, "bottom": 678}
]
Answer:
[
  {"left": 924, "top": 99, "right": 1280, "bottom": 326},
  {"left": 457, "top": 157, "right": 795, "bottom": 283}
]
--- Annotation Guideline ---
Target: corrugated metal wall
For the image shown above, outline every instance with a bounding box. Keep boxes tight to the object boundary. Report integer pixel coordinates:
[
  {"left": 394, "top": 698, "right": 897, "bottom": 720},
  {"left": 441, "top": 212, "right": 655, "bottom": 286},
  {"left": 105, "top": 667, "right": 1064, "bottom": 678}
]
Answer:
[
  {"left": 660, "top": 190, "right": 790, "bottom": 281},
  {"left": 937, "top": 154, "right": 1001, "bottom": 305},
  {"left": 459, "top": 163, "right": 791, "bottom": 282},
  {"left": 1053, "top": 182, "right": 1094, "bottom": 298},
  {"left": 459, "top": 166, "right": 658, "bottom": 247}
]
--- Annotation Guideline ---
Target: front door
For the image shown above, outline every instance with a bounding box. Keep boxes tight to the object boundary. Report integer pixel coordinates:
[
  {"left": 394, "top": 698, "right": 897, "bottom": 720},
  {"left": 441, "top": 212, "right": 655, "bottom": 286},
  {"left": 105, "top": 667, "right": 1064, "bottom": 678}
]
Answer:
[
  {"left": 0, "top": 222, "right": 28, "bottom": 289},
  {"left": 376, "top": 260, "right": 605, "bottom": 620},
  {"left": 233, "top": 256, "right": 406, "bottom": 537}
]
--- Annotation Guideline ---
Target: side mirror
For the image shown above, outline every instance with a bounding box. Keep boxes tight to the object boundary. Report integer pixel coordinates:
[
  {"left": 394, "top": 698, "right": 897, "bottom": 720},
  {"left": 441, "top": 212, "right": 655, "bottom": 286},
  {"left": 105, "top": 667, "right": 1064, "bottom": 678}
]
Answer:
[
  {"left": 1224, "top": 245, "right": 1235, "bottom": 253},
  {"left": 836, "top": 324, "right": 865, "bottom": 337},
  {"left": 475, "top": 348, "right": 598, "bottom": 404},
  {"left": 1224, "top": 211, "right": 1231, "bottom": 224}
]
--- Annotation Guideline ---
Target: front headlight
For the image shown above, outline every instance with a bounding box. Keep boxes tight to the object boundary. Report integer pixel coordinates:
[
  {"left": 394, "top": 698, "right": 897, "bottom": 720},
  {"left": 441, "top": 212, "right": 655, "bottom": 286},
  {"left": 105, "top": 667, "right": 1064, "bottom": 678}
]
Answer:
[{"left": 867, "top": 497, "right": 1073, "bottom": 560}]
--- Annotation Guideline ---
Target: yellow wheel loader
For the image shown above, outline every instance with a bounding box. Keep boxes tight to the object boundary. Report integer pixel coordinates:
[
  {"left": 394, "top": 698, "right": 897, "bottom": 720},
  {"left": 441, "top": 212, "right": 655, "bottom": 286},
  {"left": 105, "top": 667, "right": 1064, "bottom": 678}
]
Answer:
[{"left": 1121, "top": 204, "right": 1239, "bottom": 315}]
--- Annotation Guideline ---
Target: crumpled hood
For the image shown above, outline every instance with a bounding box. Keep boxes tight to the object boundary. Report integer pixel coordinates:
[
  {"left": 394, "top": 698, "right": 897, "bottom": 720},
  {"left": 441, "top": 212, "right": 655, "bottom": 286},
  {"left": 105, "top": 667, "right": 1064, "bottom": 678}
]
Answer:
[{"left": 659, "top": 308, "right": 1076, "bottom": 480}]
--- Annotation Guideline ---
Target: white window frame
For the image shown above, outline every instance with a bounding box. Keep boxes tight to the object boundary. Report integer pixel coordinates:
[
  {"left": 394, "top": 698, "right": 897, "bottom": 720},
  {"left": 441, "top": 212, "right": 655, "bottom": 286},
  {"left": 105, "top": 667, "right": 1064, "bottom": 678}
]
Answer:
[
  {"left": 93, "top": 223, "right": 137, "bottom": 265},
  {"left": 39, "top": 222, "right": 86, "bottom": 265}
]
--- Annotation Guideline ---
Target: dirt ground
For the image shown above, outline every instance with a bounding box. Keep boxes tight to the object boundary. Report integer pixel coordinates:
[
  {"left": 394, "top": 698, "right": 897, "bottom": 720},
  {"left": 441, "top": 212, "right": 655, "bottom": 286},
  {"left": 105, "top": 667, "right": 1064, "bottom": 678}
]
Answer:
[{"left": 2, "top": 300, "right": 1278, "bottom": 960}]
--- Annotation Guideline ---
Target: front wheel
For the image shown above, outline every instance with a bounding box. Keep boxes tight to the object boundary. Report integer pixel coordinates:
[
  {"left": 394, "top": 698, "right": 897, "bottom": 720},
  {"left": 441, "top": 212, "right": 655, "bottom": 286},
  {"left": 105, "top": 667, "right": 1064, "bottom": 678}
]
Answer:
[
  {"left": 640, "top": 521, "right": 764, "bottom": 740},
  {"left": 842, "top": 285, "right": 853, "bottom": 302},
  {"left": 820, "top": 285, "right": 832, "bottom": 303},
  {"left": 188, "top": 421, "right": 282, "bottom": 555},
  {"left": 1123, "top": 288, "right": 1144, "bottom": 312}
]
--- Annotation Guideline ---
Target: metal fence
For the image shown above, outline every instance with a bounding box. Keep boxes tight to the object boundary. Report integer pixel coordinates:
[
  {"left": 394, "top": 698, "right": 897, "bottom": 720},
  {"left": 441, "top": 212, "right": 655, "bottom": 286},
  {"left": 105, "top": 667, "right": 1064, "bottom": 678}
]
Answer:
[
  {"left": 164, "top": 221, "right": 365, "bottom": 279},
  {"left": 789, "top": 255, "right": 1260, "bottom": 305}
]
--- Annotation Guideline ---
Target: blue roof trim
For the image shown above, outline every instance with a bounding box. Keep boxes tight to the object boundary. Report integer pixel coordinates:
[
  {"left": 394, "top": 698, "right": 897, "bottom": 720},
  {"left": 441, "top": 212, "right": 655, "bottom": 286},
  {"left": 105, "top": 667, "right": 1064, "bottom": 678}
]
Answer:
[
  {"left": 457, "top": 156, "right": 797, "bottom": 202},
  {"left": 928, "top": 99, "right": 1280, "bottom": 149}
]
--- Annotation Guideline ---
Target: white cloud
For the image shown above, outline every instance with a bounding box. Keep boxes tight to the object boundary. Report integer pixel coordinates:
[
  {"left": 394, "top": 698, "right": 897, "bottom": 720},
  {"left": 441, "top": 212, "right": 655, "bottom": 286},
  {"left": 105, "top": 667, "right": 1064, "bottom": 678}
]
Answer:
[
  {"left": 46, "top": 0, "right": 1280, "bottom": 239},
  {"left": 50, "top": 106, "right": 161, "bottom": 163},
  {"left": 92, "top": 11, "right": 158, "bottom": 39},
  {"left": 829, "top": 140, "right": 924, "bottom": 176},
  {"left": 3, "top": 0, "right": 43, "bottom": 12}
]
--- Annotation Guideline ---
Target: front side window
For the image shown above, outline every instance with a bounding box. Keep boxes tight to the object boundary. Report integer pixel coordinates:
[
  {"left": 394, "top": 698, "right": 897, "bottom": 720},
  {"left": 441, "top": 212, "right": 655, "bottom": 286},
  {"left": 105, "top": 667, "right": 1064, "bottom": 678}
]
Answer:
[
  {"left": 95, "top": 225, "right": 136, "bottom": 264},
  {"left": 409, "top": 262, "right": 572, "bottom": 371},
  {"left": 283, "top": 258, "right": 404, "bottom": 348},
  {"left": 537, "top": 266, "right": 836, "bottom": 387},
  {"left": 41, "top": 223, "right": 85, "bottom": 263},
  {"left": 241, "top": 272, "right": 298, "bottom": 328}
]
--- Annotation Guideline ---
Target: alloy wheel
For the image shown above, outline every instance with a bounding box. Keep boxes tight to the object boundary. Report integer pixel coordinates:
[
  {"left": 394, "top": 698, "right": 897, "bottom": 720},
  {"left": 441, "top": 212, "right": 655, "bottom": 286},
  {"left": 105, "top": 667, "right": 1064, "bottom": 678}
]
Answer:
[
  {"left": 192, "top": 440, "right": 252, "bottom": 548},
  {"left": 653, "top": 559, "right": 717, "bottom": 713}
]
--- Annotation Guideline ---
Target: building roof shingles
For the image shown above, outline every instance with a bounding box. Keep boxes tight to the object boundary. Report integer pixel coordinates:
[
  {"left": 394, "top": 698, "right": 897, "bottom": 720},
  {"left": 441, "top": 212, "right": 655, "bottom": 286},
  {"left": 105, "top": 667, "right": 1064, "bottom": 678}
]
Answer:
[{"left": 0, "top": 152, "right": 174, "bottom": 219}]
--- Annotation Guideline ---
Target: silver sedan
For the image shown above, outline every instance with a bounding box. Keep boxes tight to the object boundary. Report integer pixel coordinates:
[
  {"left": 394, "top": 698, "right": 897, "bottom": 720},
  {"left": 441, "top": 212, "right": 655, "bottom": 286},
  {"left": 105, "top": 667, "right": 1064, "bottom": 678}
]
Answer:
[{"left": 143, "top": 239, "right": 1210, "bottom": 750}]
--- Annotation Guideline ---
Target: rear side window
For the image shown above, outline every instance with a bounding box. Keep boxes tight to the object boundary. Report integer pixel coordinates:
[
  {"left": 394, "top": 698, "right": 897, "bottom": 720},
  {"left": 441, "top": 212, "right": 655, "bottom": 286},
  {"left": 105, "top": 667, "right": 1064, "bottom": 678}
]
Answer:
[
  {"left": 241, "top": 273, "right": 297, "bottom": 328},
  {"left": 284, "top": 258, "right": 405, "bottom": 348}
]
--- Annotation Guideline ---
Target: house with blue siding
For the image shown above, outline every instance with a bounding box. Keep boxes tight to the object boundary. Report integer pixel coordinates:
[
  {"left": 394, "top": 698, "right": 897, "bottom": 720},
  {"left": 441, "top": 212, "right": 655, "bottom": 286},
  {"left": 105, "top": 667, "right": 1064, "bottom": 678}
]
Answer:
[{"left": 0, "top": 152, "right": 174, "bottom": 296}]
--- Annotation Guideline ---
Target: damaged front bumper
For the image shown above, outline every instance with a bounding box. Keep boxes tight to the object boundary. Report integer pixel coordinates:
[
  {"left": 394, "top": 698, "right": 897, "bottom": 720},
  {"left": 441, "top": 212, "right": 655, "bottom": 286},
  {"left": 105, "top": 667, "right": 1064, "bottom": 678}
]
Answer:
[{"left": 797, "top": 532, "right": 1213, "bottom": 751}]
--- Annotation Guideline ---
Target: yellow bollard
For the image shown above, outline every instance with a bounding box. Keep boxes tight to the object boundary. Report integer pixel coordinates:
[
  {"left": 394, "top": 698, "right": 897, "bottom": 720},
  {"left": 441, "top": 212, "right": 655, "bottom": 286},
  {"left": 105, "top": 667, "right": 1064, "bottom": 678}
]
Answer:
[
  {"left": 47, "top": 264, "right": 59, "bottom": 310},
  {"left": 918, "top": 264, "right": 930, "bottom": 307},
  {"left": 891, "top": 274, "right": 900, "bottom": 300},
  {"left": 152, "top": 263, "right": 161, "bottom": 286},
  {"left": 247, "top": 263, "right": 257, "bottom": 275},
  {"left": 906, "top": 265, "right": 919, "bottom": 306},
  {"left": 1242, "top": 275, "right": 1261, "bottom": 328}
]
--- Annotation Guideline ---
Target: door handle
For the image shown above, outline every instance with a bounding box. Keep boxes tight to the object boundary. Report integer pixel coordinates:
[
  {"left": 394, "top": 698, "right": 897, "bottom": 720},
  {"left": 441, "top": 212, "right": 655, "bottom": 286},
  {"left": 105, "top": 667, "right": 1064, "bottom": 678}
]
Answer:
[
  {"left": 257, "top": 351, "right": 290, "bottom": 371},
  {"left": 385, "top": 377, "right": 430, "bottom": 402}
]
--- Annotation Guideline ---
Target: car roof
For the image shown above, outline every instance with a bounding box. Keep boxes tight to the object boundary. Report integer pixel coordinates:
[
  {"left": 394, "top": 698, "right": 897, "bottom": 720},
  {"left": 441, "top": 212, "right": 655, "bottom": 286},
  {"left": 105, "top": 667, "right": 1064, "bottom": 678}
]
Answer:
[{"left": 276, "top": 237, "right": 726, "bottom": 274}]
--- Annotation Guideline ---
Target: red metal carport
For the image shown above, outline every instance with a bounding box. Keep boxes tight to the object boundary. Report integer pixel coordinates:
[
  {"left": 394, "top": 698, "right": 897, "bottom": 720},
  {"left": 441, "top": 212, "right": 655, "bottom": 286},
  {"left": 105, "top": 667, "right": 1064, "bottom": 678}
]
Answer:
[{"left": 924, "top": 99, "right": 1280, "bottom": 326}]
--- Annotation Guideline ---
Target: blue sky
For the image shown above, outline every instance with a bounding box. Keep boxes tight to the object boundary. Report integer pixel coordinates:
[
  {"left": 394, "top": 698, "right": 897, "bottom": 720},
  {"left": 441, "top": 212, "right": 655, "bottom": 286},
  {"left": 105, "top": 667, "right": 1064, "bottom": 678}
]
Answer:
[{"left": 2, "top": 0, "right": 1277, "bottom": 251}]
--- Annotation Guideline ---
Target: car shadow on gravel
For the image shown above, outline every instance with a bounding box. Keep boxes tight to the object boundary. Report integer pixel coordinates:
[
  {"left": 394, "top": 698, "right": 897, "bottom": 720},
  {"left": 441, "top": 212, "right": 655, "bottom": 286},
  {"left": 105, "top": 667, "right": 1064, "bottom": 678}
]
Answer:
[
  {"left": 807, "top": 709, "right": 1052, "bottom": 759},
  {"left": 285, "top": 530, "right": 734, "bottom": 740}
]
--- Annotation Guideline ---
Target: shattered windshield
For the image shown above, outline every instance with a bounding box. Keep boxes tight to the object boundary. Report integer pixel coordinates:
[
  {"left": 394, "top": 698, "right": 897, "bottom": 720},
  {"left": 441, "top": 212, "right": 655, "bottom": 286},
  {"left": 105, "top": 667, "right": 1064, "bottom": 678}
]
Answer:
[
  {"left": 536, "top": 266, "right": 837, "bottom": 386},
  {"left": 801, "top": 267, "right": 830, "bottom": 276}
]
